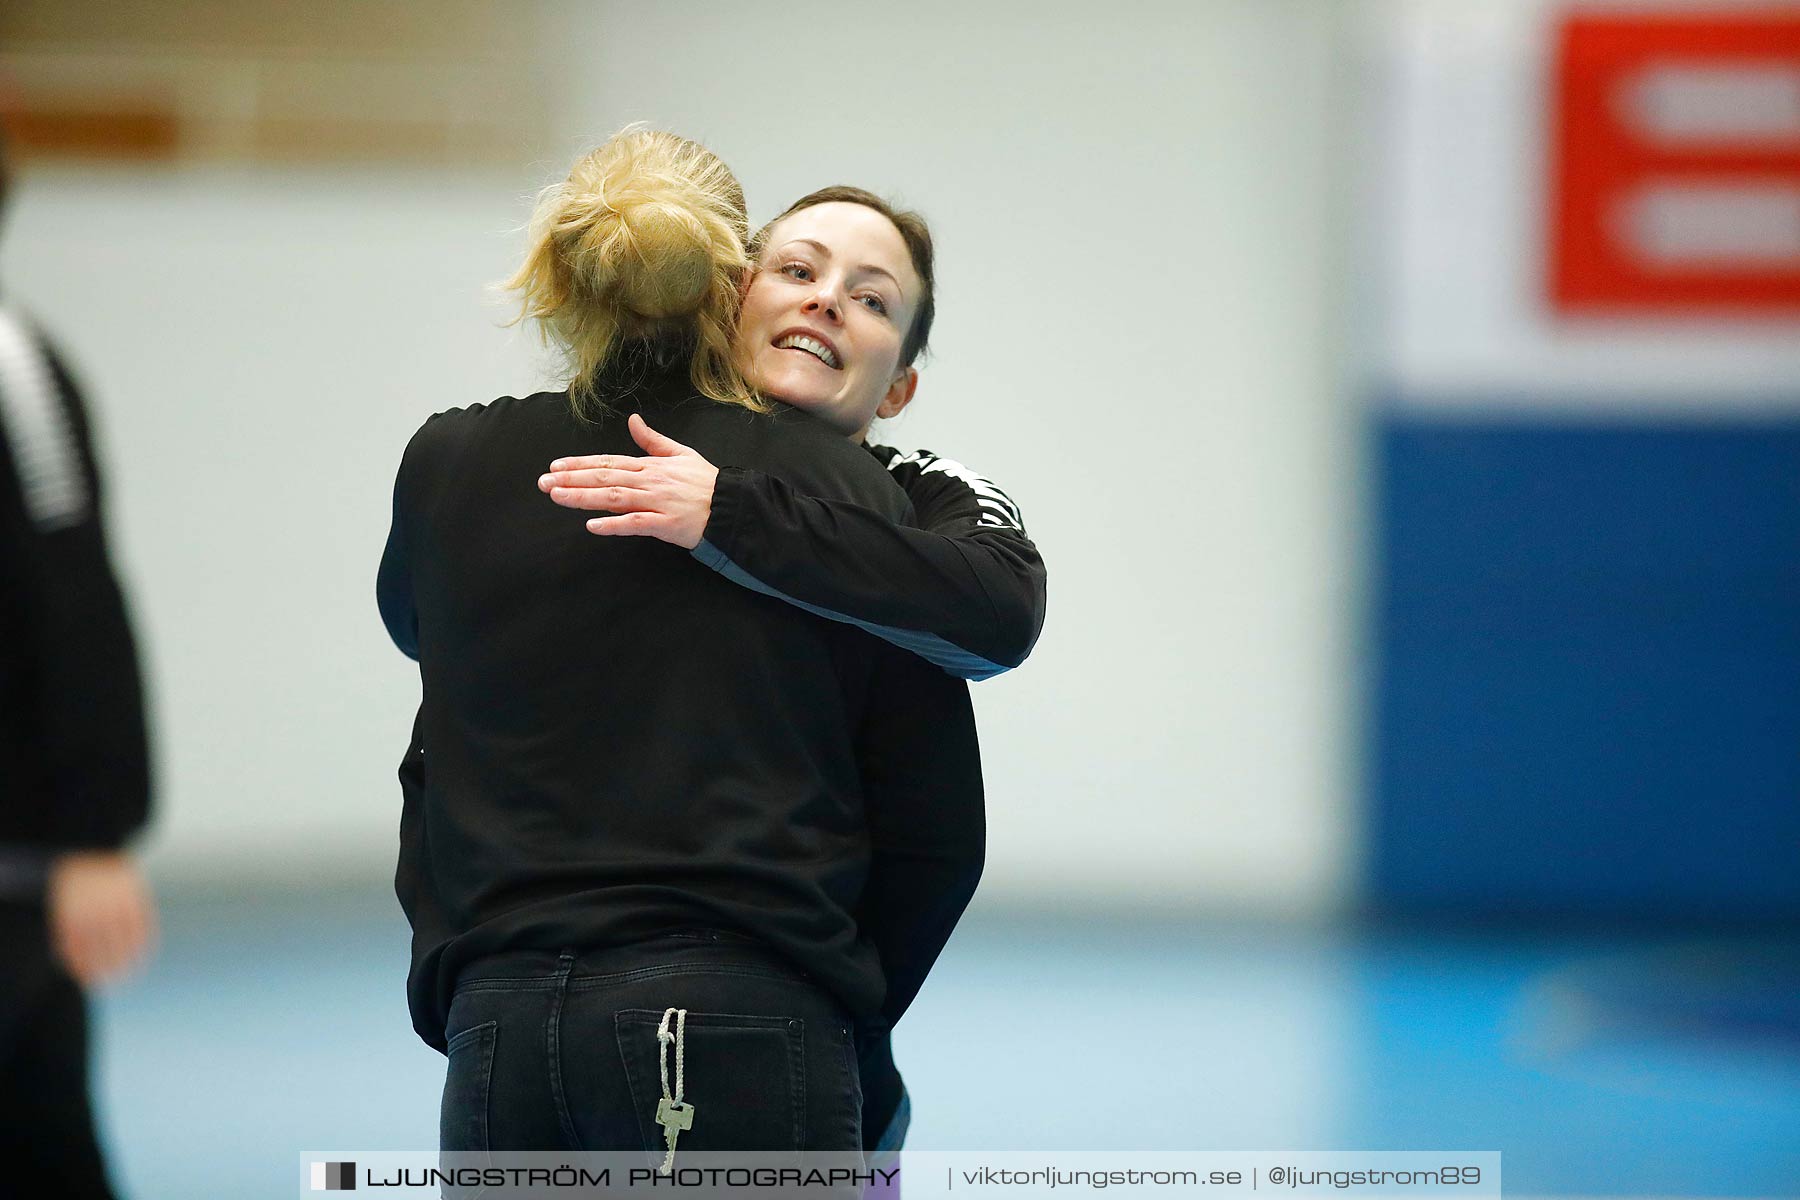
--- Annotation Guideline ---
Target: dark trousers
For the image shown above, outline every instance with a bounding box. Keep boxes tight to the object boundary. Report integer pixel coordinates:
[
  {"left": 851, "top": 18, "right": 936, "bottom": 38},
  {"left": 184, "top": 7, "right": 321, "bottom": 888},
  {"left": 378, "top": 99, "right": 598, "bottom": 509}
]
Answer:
[
  {"left": 856, "top": 1031, "right": 908, "bottom": 1152},
  {"left": 0, "top": 902, "right": 118, "bottom": 1200},
  {"left": 440, "top": 931, "right": 862, "bottom": 1156}
]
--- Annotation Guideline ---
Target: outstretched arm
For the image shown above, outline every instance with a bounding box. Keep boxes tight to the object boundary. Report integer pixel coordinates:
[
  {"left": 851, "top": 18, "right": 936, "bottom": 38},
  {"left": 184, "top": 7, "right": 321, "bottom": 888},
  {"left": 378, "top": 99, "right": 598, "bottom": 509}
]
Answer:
[{"left": 540, "top": 415, "right": 1046, "bottom": 680}]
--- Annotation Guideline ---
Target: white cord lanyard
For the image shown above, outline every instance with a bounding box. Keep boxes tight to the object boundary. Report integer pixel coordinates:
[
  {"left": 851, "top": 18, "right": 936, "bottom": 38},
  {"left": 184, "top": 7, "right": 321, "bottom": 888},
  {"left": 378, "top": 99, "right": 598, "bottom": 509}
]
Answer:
[{"left": 655, "top": 1007, "right": 694, "bottom": 1174}]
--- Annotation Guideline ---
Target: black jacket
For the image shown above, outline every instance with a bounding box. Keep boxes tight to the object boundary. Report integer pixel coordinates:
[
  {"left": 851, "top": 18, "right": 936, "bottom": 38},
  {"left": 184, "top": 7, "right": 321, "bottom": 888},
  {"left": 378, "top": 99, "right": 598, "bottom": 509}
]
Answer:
[
  {"left": 0, "top": 306, "right": 151, "bottom": 897},
  {"left": 378, "top": 363, "right": 988, "bottom": 1050},
  {"left": 697, "top": 443, "right": 1045, "bottom": 679}
]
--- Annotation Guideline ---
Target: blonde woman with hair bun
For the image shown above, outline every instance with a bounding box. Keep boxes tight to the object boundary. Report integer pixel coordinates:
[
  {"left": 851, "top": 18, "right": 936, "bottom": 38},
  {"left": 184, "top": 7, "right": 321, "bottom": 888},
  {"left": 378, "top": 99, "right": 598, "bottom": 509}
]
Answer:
[{"left": 379, "top": 128, "right": 1015, "bottom": 1163}]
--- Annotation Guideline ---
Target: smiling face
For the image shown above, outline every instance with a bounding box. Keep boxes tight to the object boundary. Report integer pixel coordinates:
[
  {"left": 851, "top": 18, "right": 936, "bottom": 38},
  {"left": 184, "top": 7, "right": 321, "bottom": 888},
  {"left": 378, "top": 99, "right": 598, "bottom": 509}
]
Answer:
[{"left": 735, "top": 202, "right": 921, "bottom": 439}]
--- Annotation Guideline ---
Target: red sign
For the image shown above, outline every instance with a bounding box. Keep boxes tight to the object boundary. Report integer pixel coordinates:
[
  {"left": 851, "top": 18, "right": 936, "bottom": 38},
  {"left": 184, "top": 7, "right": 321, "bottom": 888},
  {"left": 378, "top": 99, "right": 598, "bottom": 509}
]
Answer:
[{"left": 1550, "top": 9, "right": 1800, "bottom": 313}]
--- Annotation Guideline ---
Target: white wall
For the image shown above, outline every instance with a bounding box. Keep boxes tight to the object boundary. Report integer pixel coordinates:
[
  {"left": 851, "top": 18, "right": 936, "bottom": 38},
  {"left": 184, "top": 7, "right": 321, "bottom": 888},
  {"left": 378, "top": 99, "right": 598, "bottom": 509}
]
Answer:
[
  {"left": 3, "top": 166, "right": 556, "bottom": 882},
  {"left": 4, "top": 0, "right": 1357, "bottom": 913}
]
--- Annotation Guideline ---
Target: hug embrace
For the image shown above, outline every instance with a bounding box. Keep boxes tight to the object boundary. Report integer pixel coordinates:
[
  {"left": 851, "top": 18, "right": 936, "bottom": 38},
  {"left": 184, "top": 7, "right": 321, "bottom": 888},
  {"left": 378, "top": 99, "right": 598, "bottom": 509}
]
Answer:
[{"left": 378, "top": 127, "right": 1046, "bottom": 1166}]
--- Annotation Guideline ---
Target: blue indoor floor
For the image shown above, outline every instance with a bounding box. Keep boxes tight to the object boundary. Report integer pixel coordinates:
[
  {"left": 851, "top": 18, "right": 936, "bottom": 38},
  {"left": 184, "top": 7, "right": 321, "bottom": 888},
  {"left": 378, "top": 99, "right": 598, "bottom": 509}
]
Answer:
[{"left": 90, "top": 886, "right": 1800, "bottom": 1197}]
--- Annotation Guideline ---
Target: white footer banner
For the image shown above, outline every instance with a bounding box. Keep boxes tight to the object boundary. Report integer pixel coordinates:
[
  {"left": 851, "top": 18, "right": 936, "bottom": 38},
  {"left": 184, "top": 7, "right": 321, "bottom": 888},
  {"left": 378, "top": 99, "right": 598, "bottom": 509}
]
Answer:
[{"left": 298, "top": 1151, "right": 1500, "bottom": 1198}]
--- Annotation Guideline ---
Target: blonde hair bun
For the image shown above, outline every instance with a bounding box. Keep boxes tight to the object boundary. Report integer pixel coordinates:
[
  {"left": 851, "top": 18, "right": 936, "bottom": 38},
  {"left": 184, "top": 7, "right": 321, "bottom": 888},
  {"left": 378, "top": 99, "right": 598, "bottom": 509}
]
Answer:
[
  {"left": 507, "top": 127, "right": 762, "bottom": 416},
  {"left": 563, "top": 174, "right": 714, "bottom": 319}
]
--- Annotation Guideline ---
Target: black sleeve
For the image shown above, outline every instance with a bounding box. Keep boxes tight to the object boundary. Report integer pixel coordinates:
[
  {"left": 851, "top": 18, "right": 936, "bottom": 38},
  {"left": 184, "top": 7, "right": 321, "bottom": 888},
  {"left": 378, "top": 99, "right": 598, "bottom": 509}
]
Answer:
[
  {"left": 0, "top": 324, "right": 151, "bottom": 848},
  {"left": 855, "top": 644, "right": 986, "bottom": 1033},
  {"left": 377, "top": 459, "right": 418, "bottom": 661},
  {"left": 377, "top": 417, "right": 445, "bottom": 662},
  {"left": 693, "top": 446, "right": 1047, "bottom": 680},
  {"left": 393, "top": 709, "right": 426, "bottom": 925}
]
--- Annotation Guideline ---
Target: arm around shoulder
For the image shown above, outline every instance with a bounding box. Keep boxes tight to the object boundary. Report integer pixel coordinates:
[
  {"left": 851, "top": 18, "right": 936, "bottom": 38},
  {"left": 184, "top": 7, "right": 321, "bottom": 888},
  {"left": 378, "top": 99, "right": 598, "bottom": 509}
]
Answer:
[{"left": 696, "top": 444, "right": 1046, "bottom": 679}]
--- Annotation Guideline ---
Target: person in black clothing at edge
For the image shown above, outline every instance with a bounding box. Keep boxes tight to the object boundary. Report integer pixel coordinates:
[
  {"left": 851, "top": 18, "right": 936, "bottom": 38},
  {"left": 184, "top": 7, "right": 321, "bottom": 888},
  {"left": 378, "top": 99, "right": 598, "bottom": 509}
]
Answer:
[
  {"left": 378, "top": 130, "right": 1043, "bottom": 1174},
  {"left": 536, "top": 184, "right": 1046, "bottom": 1161},
  {"left": 0, "top": 138, "right": 159, "bottom": 1200}
]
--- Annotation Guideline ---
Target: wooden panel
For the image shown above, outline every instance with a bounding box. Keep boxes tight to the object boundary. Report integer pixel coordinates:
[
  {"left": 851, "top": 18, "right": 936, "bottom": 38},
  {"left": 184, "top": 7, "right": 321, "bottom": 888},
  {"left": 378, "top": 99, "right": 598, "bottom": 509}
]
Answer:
[
  {"left": 0, "top": 0, "right": 546, "bottom": 166},
  {"left": 1, "top": 104, "right": 181, "bottom": 160},
  {"left": 0, "top": 0, "right": 536, "bottom": 60}
]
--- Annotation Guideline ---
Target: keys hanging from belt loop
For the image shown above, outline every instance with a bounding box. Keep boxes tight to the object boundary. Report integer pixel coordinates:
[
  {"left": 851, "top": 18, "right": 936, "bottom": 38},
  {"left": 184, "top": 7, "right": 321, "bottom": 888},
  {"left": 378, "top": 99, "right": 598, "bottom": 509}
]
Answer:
[{"left": 655, "top": 1007, "right": 695, "bottom": 1175}]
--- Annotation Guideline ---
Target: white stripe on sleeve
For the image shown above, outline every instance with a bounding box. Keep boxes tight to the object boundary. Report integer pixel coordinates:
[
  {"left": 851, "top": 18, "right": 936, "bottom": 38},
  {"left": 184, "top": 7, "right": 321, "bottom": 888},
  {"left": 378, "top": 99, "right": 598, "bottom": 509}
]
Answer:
[
  {"left": 884, "top": 449, "right": 1025, "bottom": 531},
  {"left": 0, "top": 308, "right": 91, "bottom": 531}
]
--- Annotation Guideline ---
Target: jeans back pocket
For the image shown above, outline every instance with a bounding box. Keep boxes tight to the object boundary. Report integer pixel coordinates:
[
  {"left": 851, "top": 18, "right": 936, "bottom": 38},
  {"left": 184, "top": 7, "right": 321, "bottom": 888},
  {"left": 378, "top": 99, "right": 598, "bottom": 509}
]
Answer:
[
  {"left": 614, "top": 1010, "right": 806, "bottom": 1153},
  {"left": 440, "top": 1020, "right": 499, "bottom": 1156}
]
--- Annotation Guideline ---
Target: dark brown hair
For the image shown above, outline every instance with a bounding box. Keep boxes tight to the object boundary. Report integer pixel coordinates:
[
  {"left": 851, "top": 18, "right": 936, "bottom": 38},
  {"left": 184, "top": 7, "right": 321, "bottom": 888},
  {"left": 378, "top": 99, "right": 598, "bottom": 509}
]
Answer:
[{"left": 752, "top": 186, "right": 935, "bottom": 367}]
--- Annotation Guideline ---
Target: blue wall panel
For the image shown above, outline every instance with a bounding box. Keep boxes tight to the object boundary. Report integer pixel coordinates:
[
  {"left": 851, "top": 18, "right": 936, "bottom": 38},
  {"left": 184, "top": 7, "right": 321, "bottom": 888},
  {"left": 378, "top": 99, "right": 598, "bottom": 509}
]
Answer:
[{"left": 1370, "top": 413, "right": 1800, "bottom": 918}]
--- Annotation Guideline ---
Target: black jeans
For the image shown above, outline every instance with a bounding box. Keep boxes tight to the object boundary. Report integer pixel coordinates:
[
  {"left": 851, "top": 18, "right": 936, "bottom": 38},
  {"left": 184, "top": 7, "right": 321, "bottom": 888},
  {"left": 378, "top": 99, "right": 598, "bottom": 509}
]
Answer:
[
  {"left": 440, "top": 930, "right": 863, "bottom": 1156},
  {"left": 856, "top": 1030, "right": 910, "bottom": 1153},
  {"left": 0, "top": 902, "right": 118, "bottom": 1200}
]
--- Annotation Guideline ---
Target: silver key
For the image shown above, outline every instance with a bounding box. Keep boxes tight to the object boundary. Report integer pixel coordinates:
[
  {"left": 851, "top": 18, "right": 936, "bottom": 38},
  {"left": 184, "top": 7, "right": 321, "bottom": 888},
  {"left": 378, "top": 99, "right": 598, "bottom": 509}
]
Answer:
[{"left": 656, "top": 1098, "right": 695, "bottom": 1162}]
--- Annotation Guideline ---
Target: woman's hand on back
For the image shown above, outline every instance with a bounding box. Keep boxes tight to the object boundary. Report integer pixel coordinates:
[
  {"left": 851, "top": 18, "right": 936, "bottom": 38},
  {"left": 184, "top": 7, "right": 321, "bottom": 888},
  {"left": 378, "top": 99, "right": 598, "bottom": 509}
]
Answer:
[{"left": 539, "top": 413, "right": 719, "bottom": 550}]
